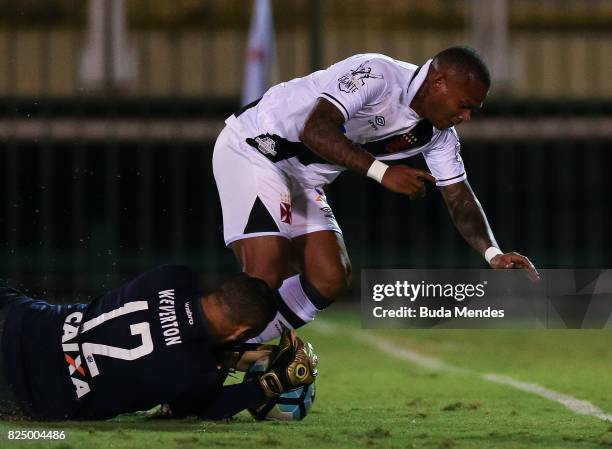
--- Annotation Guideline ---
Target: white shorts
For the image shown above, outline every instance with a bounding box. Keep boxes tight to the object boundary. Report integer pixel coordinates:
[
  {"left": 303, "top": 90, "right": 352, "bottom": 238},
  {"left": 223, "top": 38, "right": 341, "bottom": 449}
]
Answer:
[{"left": 212, "top": 125, "right": 342, "bottom": 246}]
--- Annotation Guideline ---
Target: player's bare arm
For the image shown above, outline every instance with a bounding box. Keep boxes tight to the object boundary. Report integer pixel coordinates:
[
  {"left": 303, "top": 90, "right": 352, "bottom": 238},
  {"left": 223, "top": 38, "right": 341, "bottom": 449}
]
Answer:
[
  {"left": 300, "top": 98, "right": 375, "bottom": 175},
  {"left": 439, "top": 180, "right": 539, "bottom": 280},
  {"left": 300, "top": 98, "right": 436, "bottom": 199},
  {"left": 439, "top": 180, "right": 496, "bottom": 253}
]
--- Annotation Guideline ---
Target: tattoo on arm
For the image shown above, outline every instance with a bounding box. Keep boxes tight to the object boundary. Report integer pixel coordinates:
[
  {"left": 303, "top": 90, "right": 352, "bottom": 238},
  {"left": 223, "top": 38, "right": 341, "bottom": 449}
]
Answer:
[
  {"left": 439, "top": 181, "right": 498, "bottom": 256},
  {"left": 299, "top": 98, "right": 375, "bottom": 175}
]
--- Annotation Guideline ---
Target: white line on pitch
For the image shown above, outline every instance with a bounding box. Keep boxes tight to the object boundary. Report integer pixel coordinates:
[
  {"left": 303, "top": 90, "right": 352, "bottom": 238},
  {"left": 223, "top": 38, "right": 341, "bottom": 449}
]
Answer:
[
  {"left": 311, "top": 320, "right": 612, "bottom": 423},
  {"left": 353, "top": 332, "right": 467, "bottom": 374},
  {"left": 482, "top": 373, "right": 612, "bottom": 422}
]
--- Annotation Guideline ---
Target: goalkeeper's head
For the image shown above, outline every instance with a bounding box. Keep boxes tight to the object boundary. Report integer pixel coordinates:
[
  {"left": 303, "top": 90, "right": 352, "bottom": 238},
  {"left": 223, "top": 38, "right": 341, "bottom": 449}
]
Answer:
[{"left": 201, "top": 275, "right": 277, "bottom": 345}]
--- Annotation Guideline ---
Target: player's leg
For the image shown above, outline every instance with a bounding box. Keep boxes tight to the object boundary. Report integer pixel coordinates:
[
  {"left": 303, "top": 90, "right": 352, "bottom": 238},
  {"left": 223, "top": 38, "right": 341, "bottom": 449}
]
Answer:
[
  {"left": 231, "top": 235, "right": 301, "bottom": 343},
  {"left": 292, "top": 229, "right": 352, "bottom": 300},
  {"left": 214, "top": 129, "right": 349, "bottom": 341},
  {"left": 213, "top": 124, "right": 294, "bottom": 288},
  {"left": 289, "top": 185, "right": 351, "bottom": 302},
  {"left": 246, "top": 187, "right": 351, "bottom": 343},
  {"left": 230, "top": 236, "right": 291, "bottom": 289},
  {"left": 271, "top": 230, "right": 350, "bottom": 328},
  {"left": 249, "top": 232, "right": 351, "bottom": 343}
]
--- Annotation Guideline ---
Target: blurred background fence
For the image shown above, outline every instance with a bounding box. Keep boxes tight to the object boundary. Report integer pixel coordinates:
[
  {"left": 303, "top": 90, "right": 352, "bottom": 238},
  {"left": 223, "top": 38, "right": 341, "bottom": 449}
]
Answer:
[{"left": 0, "top": 0, "right": 610, "bottom": 299}]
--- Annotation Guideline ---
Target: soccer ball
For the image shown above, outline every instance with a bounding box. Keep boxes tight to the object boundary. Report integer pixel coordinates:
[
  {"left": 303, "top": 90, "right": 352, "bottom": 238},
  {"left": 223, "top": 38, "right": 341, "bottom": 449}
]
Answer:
[{"left": 244, "top": 356, "right": 316, "bottom": 421}]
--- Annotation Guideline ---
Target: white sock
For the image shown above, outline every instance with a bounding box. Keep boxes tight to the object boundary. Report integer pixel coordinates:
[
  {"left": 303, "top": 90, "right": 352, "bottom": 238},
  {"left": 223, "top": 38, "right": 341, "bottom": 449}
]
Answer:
[{"left": 247, "top": 274, "right": 332, "bottom": 343}]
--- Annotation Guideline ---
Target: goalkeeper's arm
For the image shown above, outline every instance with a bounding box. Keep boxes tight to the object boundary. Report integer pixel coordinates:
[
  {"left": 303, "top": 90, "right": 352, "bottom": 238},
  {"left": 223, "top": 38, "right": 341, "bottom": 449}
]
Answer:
[
  {"left": 171, "top": 330, "right": 318, "bottom": 420},
  {"left": 197, "top": 379, "right": 266, "bottom": 420},
  {"left": 167, "top": 378, "right": 266, "bottom": 420}
]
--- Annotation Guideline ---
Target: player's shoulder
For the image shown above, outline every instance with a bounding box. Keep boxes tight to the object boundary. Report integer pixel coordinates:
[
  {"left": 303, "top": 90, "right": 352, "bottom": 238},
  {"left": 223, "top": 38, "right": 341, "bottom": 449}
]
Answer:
[
  {"left": 339, "top": 53, "right": 418, "bottom": 74},
  {"left": 429, "top": 126, "right": 460, "bottom": 150},
  {"left": 440, "top": 126, "right": 460, "bottom": 141},
  {"left": 327, "top": 54, "right": 418, "bottom": 97}
]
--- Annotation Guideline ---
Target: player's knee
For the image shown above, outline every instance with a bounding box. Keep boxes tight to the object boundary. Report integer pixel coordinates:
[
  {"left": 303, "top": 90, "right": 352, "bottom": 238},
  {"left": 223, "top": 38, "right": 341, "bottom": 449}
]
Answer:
[
  {"left": 309, "top": 259, "right": 352, "bottom": 300},
  {"left": 243, "top": 269, "right": 285, "bottom": 290}
]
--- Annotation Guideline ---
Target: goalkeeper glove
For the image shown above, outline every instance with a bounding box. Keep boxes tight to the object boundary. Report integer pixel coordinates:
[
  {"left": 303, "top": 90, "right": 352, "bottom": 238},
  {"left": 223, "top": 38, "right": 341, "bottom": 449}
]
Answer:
[{"left": 257, "top": 329, "right": 318, "bottom": 398}]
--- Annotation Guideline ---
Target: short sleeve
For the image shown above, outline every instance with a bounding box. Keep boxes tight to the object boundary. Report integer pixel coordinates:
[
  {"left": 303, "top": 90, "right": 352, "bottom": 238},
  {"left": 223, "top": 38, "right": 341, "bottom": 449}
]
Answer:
[
  {"left": 423, "top": 128, "right": 467, "bottom": 187},
  {"left": 317, "top": 58, "right": 388, "bottom": 121}
]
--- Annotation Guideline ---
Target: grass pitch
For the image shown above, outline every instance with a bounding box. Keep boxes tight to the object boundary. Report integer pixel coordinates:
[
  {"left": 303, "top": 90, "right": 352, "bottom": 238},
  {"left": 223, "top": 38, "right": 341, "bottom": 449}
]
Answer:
[{"left": 2, "top": 309, "right": 611, "bottom": 449}]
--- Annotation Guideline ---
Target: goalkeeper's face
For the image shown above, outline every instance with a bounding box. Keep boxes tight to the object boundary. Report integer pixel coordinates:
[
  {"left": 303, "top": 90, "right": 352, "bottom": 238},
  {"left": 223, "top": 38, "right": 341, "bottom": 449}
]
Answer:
[
  {"left": 201, "top": 293, "right": 266, "bottom": 345},
  {"left": 214, "top": 315, "right": 266, "bottom": 346},
  {"left": 223, "top": 323, "right": 260, "bottom": 345}
]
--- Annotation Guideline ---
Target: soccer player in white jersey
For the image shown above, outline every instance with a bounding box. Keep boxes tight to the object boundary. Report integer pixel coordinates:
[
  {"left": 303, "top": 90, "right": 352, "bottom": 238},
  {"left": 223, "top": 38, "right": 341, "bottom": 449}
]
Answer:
[{"left": 213, "top": 46, "right": 539, "bottom": 342}]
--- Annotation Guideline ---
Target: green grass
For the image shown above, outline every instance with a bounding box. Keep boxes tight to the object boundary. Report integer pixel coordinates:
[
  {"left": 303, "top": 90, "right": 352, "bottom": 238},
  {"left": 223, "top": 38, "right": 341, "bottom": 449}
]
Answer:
[{"left": 2, "top": 309, "right": 612, "bottom": 448}]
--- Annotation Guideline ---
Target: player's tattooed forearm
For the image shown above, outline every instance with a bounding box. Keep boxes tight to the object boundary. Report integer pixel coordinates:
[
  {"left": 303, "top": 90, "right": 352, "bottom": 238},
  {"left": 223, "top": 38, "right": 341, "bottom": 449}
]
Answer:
[
  {"left": 303, "top": 117, "right": 373, "bottom": 174},
  {"left": 441, "top": 181, "right": 497, "bottom": 254},
  {"left": 300, "top": 99, "right": 374, "bottom": 175}
]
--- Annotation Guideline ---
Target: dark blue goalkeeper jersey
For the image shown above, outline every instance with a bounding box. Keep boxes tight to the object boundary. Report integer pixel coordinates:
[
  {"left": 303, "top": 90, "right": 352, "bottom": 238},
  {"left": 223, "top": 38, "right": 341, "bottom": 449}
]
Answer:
[{"left": 1, "top": 265, "right": 238, "bottom": 420}]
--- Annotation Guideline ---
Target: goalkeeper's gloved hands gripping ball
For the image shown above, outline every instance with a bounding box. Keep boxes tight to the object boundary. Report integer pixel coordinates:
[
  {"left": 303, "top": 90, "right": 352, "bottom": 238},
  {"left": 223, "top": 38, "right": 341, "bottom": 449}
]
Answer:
[{"left": 257, "top": 329, "right": 318, "bottom": 398}]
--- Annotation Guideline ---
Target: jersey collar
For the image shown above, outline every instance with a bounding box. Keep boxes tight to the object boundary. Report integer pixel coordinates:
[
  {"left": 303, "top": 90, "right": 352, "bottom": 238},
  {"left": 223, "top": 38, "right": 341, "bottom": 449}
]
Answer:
[{"left": 406, "top": 58, "right": 433, "bottom": 106}]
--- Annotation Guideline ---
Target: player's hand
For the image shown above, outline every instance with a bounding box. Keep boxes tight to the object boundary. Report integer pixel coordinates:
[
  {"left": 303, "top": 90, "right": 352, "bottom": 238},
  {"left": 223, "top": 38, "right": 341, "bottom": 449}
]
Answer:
[
  {"left": 257, "top": 329, "right": 318, "bottom": 398},
  {"left": 381, "top": 165, "right": 437, "bottom": 199},
  {"left": 489, "top": 252, "right": 540, "bottom": 282}
]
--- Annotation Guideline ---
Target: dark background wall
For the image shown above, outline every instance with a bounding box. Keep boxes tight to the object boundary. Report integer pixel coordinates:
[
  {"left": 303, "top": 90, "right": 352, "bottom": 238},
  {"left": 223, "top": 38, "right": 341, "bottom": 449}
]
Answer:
[
  {"left": 1, "top": 109, "right": 608, "bottom": 300},
  {"left": 0, "top": 0, "right": 611, "bottom": 301}
]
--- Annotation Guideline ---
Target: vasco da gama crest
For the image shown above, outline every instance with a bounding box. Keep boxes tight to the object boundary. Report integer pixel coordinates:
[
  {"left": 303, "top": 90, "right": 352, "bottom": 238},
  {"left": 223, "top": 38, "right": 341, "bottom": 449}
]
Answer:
[{"left": 337, "top": 62, "right": 384, "bottom": 93}]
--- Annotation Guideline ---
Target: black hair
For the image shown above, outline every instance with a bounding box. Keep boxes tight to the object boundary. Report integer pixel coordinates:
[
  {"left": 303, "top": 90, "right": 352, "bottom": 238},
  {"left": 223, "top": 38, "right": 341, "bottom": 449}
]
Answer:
[
  {"left": 433, "top": 46, "right": 491, "bottom": 88},
  {"left": 214, "top": 275, "right": 277, "bottom": 329}
]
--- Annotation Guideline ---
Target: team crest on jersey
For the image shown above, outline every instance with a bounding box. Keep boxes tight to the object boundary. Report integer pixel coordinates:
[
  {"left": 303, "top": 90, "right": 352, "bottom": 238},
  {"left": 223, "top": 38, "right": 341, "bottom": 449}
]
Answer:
[
  {"left": 280, "top": 202, "right": 292, "bottom": 224},
  {"left": 338, "top": 62, "right": 383, "bottom": 93},
  {"left": 280, "top": 194, "right": 292, "bottom": 224},
  {"left": 254, "top": 136, "right": 277, "bottom": 157}
]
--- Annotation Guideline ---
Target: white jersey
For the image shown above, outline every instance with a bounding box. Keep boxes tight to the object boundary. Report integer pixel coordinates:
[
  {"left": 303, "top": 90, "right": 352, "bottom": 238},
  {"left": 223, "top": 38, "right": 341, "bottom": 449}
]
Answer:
[{"left": 225, "top": 53, "right": 466, "bottom": 188}]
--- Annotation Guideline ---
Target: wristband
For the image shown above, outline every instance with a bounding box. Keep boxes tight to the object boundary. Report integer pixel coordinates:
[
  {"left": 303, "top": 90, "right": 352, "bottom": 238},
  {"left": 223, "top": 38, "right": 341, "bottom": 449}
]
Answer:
[
  {"left": 484, "top": 246, "right": 503, "bottom": 264},
  {"left": 366, "top": 160, "right": 389, "bottom": 183}
]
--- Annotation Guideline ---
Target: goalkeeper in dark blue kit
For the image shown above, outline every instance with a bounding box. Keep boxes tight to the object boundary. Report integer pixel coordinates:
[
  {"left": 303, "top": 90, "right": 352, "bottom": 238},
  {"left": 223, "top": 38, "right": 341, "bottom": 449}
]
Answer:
[{"left": 0, "top": 265, "right": 318, "bottom": 421}]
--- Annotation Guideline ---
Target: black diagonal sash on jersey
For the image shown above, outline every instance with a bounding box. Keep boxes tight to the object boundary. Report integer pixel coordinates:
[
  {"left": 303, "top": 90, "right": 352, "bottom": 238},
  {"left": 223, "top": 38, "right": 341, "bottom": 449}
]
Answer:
[
  {"left": 361, "top": 119, "right": 434, "bottom": 156},
  {"left": 246, "top": 135, "right": 328, "bottom": 165},
  {"left": 245, "top": 119, "right": 434, "bottom": 166}
]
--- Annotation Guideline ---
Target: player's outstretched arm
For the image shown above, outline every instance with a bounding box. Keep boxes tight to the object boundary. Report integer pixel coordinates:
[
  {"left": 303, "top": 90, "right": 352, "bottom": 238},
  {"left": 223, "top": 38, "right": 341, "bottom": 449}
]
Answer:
[
  {"left": 300, "top": 98, "right": 436, "bottom": 198},
  {"left": 439, "top": 180, "right": 540, "bottom": 280},
  {"left": 439, "top": 180, "right": 496, "bottom": 254},
  {"left": 488, "top": 252, "right": 540, "bottom": 281}
]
